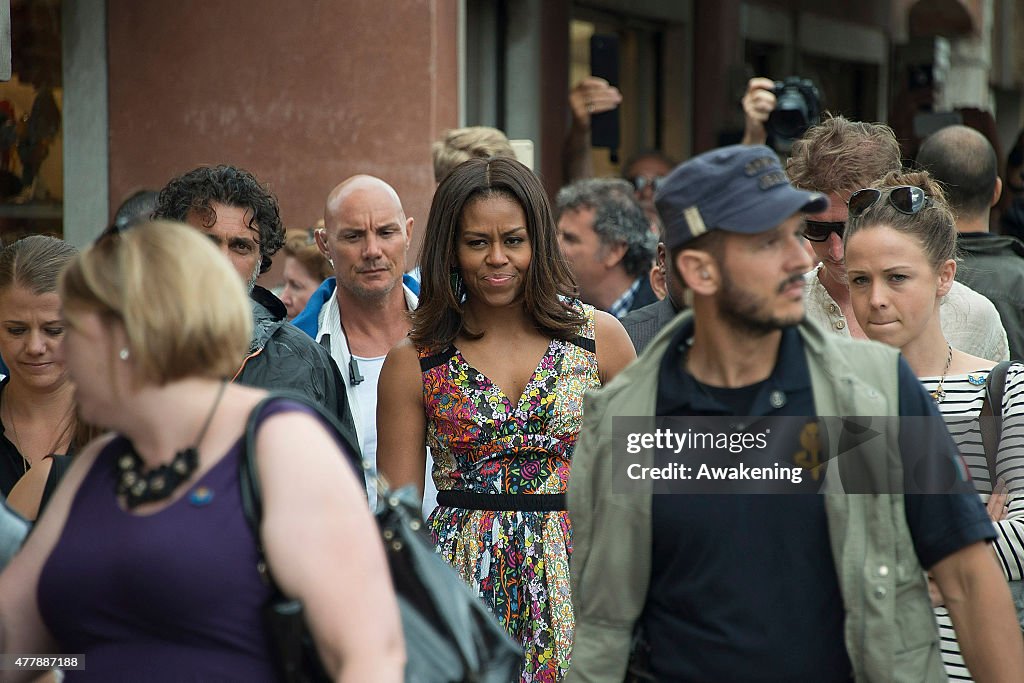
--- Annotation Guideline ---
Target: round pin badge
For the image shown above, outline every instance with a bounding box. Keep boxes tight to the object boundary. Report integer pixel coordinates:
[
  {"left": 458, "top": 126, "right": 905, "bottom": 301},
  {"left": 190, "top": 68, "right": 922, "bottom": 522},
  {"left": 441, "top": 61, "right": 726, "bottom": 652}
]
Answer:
[{"left": 189, "top": 486, "right": 214, "bottom": 506}]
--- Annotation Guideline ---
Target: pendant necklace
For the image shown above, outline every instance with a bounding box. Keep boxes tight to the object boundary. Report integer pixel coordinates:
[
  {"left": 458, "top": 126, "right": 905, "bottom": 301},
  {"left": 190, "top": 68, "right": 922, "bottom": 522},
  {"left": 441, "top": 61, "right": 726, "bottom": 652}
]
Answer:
[
  {"left": 116, "top": 380, "right": 228, "bottom": 509},
  {"left": 930, "top": 343, "right": 953, "bottom": 404},
  {"left": 3, "top": 400, "right": 31, "bottom": 474}
]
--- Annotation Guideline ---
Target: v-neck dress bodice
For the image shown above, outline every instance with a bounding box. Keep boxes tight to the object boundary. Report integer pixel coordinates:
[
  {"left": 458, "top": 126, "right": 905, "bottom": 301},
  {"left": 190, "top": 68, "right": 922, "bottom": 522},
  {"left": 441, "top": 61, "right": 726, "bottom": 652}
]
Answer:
[{"left": 417, "top": 302, "right": 600, "bottom": 682}]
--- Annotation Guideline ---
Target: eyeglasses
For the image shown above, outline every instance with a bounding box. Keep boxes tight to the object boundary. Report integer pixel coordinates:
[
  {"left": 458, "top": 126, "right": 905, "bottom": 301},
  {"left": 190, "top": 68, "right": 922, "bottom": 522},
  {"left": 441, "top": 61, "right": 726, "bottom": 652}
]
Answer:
[
  {"left": 848, "top": 186, "right": 930, "bottom": 221},
  {"left": 629, "top": 175, "right": 666, "bottom": 193},
  {"left": 803, "top": 220, "right": 846, "bottom": 243}
]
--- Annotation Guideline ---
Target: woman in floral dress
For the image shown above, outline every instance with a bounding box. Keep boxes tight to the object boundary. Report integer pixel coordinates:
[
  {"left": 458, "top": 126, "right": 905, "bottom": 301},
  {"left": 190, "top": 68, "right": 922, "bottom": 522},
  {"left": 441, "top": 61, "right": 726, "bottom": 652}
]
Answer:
[{"left": 378, "top": 157, "right": 635, "bottom": 681}]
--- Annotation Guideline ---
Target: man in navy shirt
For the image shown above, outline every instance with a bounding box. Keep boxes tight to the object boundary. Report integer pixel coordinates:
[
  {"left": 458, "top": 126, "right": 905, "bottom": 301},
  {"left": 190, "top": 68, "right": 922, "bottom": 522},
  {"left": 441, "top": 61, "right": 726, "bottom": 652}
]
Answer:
[{"left": 567, "top": 144, "right": 1024, "bottom": 682}]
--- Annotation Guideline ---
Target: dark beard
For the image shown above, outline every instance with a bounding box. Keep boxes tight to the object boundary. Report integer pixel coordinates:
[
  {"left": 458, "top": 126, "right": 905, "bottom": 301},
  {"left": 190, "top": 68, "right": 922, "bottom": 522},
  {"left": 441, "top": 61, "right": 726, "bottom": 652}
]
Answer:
[{"left": 717, "top": 271, "right": 805, "bottom": 335}]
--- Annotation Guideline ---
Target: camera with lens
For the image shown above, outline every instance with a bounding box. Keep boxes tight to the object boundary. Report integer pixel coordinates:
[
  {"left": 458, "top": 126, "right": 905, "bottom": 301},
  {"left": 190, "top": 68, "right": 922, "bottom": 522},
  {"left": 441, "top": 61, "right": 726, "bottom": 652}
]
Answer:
[{"left": 767, "top": 77, "right": 822, "bottom": 142}]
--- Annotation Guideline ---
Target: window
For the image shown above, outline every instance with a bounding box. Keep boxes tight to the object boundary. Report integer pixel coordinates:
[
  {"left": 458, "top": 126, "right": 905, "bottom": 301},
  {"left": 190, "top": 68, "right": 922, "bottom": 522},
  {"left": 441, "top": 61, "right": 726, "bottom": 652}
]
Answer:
[{"left": 0, "top": 0, "right": 63, "bottom": 243}]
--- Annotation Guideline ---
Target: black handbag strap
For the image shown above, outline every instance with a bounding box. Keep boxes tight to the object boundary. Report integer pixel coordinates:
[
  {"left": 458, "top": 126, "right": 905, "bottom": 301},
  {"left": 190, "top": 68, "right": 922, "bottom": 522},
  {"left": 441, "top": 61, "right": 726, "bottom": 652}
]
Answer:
[
  {"left": 239, "top": 394, "right": 523, "bottom": 681},
  {"left": 238, "top": 391, "right": 365, "bottom": 588},
  {"left": 980, "top": 361, "right": 1013, "bottom": 485}
]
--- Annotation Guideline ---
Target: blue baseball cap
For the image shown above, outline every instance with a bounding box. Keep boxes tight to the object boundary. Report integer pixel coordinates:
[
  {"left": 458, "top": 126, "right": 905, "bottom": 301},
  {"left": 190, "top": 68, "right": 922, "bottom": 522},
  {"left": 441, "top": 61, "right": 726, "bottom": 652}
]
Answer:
[{"left": 655, "top": 144, "right": 829, "bottom": 250}]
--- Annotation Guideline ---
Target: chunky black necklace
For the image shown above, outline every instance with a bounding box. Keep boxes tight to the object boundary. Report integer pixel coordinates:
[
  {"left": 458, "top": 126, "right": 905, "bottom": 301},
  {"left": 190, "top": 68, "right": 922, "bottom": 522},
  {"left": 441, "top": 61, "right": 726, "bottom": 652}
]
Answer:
[{"left": 116, "top": 380, "right": 228, "bottom": 509}]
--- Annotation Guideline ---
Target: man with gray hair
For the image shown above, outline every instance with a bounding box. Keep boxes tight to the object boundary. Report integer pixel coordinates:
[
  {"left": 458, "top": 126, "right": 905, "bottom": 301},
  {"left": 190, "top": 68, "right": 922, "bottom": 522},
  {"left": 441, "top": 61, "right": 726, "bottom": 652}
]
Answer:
[
  {"left": 556, "top": 178, "right": 657, "bottom": 318},
  {"left": 918, "top": 124, "right": 1024, "bottom": 360}
]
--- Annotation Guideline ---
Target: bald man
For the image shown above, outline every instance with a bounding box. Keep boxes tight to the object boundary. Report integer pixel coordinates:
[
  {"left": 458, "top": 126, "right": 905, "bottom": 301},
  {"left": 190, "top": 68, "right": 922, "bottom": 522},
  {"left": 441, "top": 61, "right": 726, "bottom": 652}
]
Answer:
[
  {"left": 292, "top": 175, "right": 422, "bottom": 504},
  {"left": 919, "top": 125, "right": 1024, "bottom": 360}
]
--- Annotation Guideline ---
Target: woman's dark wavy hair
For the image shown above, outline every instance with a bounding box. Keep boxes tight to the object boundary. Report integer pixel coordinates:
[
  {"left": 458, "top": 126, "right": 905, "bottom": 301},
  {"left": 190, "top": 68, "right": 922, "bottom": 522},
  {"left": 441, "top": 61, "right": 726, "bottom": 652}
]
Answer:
[
  {"left": 152, "top": 164, "right": 285, "bottom": 274},
  {"left": 410, "top": 156, "right": 583, "bottom": 350}
]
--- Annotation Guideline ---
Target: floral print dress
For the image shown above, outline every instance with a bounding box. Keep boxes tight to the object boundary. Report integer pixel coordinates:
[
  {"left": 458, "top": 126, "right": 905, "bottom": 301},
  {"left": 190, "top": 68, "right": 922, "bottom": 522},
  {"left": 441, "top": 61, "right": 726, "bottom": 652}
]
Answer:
[{"left": 418, "top": 304, "right": 600, "bottom": 682}]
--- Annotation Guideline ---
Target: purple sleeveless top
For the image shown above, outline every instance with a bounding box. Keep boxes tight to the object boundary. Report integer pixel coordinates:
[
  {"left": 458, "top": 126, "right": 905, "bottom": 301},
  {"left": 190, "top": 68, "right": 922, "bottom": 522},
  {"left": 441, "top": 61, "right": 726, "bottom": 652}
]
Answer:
[{"left": 36, "top": 400, "right": 326, "bottom": 682}]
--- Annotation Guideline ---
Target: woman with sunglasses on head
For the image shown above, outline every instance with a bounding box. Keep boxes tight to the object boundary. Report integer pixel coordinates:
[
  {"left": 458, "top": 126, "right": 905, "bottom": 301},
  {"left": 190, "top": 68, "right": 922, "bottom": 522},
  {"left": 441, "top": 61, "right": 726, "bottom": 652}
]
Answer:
[
  {"left": 0, "top": 221, "right": 403, "bottom": 682},
  {"left": 0, "top": 236, "right": 92, "bottom": 522},
  {"left": 788, "top": 116, "right": 1008, "bottom": 362},
  {"left": 377, "top": 156, "right": 636, "bottom": 681},
  {"left": 844, "top": 171, "right": 1024, "bottom": 681}
]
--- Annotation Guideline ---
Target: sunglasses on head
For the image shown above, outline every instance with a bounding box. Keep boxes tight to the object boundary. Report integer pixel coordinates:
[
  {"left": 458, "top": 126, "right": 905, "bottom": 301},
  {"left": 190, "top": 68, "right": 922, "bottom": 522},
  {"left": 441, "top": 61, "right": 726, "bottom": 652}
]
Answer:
[
  {"left": 629, "top": 175, "right": 666, "bottom": 193},
  {"left": 848, "top": 185, "right": 930, "bottom": 221},
  {"left": 803, "top": 220, "right": 846, "bottom": 243}
]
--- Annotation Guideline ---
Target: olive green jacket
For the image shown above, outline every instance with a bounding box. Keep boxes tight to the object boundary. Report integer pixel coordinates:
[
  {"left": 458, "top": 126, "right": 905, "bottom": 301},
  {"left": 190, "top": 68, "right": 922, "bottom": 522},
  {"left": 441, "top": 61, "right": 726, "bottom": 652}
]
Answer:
[{"left": 566, "top": 311, "right": 945, "bottom": 682}]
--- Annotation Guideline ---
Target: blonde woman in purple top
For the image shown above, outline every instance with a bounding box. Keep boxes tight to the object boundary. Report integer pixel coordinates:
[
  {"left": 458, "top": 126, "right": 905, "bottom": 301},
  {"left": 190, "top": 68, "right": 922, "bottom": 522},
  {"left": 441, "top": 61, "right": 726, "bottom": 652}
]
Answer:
[{"left": 0, "top": 220, "right": 403, "bottom": 682}]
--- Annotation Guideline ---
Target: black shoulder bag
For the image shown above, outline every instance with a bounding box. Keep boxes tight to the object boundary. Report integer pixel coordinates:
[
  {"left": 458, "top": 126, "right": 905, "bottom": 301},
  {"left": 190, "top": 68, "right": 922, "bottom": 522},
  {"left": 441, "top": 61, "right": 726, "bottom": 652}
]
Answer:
[
  {"left": 979, "top": 361, "right": 1012, "bottom": 479},
  {"left": 239, "top": 393, "right": 523, "bottom": 683},
  {"left": 978, "top": 361, "right": 1024, "bottom": 631}
]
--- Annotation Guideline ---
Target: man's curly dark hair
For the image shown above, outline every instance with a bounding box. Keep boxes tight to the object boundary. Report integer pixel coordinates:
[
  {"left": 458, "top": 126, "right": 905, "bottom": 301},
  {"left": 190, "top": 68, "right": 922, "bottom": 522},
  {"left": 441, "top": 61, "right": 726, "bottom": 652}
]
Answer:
[{"left": 153, "top": 165, "right": 285, "bottom": 274}]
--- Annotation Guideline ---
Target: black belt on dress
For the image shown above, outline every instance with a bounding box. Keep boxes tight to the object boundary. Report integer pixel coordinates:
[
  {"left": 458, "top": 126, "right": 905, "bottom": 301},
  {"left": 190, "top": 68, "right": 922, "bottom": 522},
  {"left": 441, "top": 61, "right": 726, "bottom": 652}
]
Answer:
[{"left": 435, "top": 490, "right": 566, "bottom": 511}]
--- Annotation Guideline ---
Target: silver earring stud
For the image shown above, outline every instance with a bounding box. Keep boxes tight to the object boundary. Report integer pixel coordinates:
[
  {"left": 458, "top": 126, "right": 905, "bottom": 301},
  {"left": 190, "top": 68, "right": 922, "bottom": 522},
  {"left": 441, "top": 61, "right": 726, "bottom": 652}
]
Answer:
[
  {"left": 701, "top": 271, "right": 710, "bottom": 279},
  {"left": 119, "top": 348, "right": 130, "bottom": 360}
]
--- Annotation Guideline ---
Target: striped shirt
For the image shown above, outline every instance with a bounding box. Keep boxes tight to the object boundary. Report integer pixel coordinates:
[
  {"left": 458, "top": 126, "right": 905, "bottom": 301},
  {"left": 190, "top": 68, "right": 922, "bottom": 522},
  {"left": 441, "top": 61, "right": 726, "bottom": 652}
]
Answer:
[{"left": 921, "top": 365, "right": 1024, "bottom": 681}]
